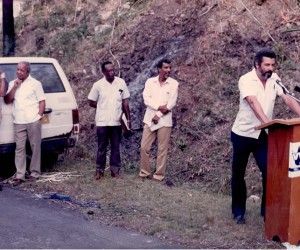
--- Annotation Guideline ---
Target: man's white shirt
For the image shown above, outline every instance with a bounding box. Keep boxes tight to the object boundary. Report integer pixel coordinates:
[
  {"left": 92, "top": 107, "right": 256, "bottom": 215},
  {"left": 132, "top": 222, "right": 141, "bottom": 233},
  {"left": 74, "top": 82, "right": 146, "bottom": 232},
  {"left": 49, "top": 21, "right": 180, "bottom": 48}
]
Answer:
[
  {"left": 7, "top": 75, "right": 45, "bottom": 124},
  {"left": 88, "top": 76, "right": 130, "bottom": 126},
  {"left": 143, "top": 76, "right": 178, "bottom": 130},
  {"left": 232, "top": 69, "right": 283, "bottom": 139}
]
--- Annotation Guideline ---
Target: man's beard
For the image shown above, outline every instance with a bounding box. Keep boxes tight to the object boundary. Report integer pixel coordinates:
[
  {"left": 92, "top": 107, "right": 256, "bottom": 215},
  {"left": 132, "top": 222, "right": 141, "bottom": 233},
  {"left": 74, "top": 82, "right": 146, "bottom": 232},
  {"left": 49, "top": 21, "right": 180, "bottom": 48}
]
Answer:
[{"left": 259, "top": 68, "right": 273, "bottom": 80}]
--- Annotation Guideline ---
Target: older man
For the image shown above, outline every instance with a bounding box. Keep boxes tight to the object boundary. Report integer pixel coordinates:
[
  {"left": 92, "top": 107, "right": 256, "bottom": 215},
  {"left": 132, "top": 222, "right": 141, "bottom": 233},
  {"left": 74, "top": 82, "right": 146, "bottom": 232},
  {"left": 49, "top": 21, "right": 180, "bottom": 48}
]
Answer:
[{"left": 5, "top": 61, "right": 46, "bottom": 187}]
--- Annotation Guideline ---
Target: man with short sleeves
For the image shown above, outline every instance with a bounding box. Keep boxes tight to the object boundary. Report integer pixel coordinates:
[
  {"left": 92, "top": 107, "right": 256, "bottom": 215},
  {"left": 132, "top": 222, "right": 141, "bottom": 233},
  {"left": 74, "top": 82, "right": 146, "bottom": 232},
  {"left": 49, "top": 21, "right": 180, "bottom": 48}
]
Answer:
[
  {"left": 0, "top": 69, "right": 7, "bottom": 191},
  {"left": 88, "top": 61, "right": 131, "bottom": 180},
  {"left": 5, "top": 61, "right": 46, "bottom": 187},
  {"left": 231, "top": 49, "right": 300, "bottom": 224},
  {"left": 139, "top": 58, "right": 179, "bottom": 181}
]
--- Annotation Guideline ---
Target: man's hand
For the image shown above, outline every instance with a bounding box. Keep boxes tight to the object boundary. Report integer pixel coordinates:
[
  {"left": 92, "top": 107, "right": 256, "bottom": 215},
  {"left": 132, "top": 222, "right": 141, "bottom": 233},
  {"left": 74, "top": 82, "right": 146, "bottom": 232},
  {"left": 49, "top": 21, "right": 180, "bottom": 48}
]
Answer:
[
  {"left": 14, "top": 79, "right": 22, "bottom": 88},
  {"left": 127, "top": 121, "right": 131, "bottom": 130},
  {"left": 158, "top": 105, "right": 169, "bottom": 114},
  {"left": 152, "top": 115, "right": 160, "bottom": 124}
]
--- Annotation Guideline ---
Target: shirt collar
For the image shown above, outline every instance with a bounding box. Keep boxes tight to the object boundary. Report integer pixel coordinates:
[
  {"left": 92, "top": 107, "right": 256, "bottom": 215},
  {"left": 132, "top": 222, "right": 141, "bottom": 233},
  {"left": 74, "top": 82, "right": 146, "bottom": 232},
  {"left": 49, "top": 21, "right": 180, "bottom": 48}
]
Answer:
[
  {"left": 154, "top": 75, "right": 170, "bottom": 85},
  {"left": 250, "top": 68, "right": 277, "bottom": 83}
]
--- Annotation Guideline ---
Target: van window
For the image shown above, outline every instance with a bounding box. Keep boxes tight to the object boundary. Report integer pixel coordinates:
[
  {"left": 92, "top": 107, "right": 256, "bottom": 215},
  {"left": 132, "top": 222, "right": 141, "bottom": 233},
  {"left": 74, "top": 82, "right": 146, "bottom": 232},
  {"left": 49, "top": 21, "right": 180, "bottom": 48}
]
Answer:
[{"left": 0, "top": 63, "right": 66, "bottom": 93}]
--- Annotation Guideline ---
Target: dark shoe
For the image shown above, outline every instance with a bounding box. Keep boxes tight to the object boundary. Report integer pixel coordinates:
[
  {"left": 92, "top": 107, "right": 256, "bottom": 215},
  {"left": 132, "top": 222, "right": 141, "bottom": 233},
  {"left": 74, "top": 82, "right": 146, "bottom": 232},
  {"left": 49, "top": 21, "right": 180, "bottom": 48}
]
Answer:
[
  {"left": 111, "top": 172, "right": 120, "bottom": 178},
  {"left": 139, "top": 175, "right": 152, "bottom": 180},
  {"left": 12, "top": 179, "right": 24, "bottom": 187},
  {"left": 25, "top": 171, "right": 31, "bottom": 179},
  {"left": 234, "top": 215, "right": 245, "bottom": 224},
  {"left": 95, "top": 171, "right": 104, "bottom": 180},
  {"left": 28, "top": 176, "right": 39, "bottom": 182}
]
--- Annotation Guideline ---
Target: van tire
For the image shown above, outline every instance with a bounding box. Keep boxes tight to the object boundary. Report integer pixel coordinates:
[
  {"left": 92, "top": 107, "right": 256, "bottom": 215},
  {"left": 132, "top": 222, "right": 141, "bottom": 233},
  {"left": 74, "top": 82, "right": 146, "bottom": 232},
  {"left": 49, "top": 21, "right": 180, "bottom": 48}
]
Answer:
[{"left": 41, "top": 152, "right": 59, "bottom": 170}]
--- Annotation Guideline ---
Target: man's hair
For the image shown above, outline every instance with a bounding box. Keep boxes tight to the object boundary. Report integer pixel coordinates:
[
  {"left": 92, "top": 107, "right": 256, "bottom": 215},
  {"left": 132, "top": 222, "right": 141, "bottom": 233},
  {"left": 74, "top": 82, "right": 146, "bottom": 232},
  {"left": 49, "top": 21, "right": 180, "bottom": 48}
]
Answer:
[
  {"left": 19, "top": 61, "right": 31, "bottom": 73},
  {"left": 157, "top": 58, "right": 171, "bottom": 69},
  {"left": 101, "top": 61, "right": 113, "bottom": 72},
  {"left": 253, "top": 49, "right": 276, "bottom": 68}
]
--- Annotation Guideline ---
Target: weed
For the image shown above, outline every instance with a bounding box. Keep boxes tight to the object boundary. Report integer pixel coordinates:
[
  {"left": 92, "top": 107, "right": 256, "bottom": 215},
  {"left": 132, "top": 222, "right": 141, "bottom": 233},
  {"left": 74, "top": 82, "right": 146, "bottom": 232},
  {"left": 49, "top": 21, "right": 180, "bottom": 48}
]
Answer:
[{"left": 176, "top": 138, "right": 187, "bottom": 151}]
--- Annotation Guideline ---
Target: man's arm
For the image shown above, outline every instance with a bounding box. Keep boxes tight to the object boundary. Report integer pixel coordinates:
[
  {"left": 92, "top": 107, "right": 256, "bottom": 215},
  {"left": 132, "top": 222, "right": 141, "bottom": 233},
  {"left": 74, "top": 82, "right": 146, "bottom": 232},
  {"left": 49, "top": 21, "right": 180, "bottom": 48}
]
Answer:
[
  {"left": 157, "top": 81, "right": 179, "bottom": 116},
  {"left": 122, "top": 98, "right": 131, "bottom": 129},
  {"left": 280, "top": 94, "right": 300, "bottom": 116},
  {"left": 0, "top": 71, "right": 6, "bottom": 97},
  {"left": 4, "top": 79, "right": 22, "bottom": 104},
  {"left": 38, "top": 100, "right": 46, "bottom": 117},
  {"left": 88, "top": 100, "right": 97, "bottom": 108},
  {"left": 245, "top": 96, "right": 270, "bottom": 124}
]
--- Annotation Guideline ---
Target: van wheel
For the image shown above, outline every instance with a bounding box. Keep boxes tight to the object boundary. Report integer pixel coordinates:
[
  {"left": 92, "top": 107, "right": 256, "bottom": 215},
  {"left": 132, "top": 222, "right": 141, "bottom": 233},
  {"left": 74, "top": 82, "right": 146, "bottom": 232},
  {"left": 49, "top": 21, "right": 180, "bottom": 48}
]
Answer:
[
  {"left": 0, "top": 153, "right": 16, "bottom": 178},
  {"left": 41, "top": 152, "right": 59, "bottom": 170}
]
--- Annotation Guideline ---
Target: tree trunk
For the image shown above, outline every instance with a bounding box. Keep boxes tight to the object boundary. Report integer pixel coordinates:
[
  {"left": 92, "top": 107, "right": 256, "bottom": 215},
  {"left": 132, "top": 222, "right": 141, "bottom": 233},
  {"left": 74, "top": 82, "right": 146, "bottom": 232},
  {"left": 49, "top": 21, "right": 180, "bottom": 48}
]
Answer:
[{"left": 2, "top": 0, "right": 15, "bottom": 56}]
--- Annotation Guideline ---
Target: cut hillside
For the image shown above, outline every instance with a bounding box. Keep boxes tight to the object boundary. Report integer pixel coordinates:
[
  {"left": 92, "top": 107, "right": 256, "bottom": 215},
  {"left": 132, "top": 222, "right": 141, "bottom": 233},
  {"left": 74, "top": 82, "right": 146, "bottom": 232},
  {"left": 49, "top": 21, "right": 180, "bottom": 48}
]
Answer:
[{"left": 11, "top": 0, "right": 300, "bottom": 195}]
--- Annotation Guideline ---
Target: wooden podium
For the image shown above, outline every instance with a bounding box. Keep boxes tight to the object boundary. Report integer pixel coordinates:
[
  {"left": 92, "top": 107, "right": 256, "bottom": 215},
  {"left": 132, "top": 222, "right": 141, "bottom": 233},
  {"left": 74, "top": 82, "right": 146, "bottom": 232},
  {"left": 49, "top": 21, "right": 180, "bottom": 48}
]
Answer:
[{"left": 256, "top": 118, "right": 300, "bottom": 245}]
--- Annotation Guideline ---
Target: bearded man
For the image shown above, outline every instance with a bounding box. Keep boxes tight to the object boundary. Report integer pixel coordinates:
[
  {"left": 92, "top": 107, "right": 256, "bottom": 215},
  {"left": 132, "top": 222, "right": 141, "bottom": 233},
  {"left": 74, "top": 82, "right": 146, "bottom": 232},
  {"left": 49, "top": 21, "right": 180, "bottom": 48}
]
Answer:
[{"left": 231, "top": 49, "right": 300, "bottom": 224}]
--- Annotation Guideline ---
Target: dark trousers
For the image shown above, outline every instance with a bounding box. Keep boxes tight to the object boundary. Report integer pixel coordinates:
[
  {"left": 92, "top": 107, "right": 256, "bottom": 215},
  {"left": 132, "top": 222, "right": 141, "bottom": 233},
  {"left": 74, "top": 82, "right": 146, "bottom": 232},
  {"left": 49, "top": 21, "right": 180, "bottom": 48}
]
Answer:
[
  {"left": 96, "top": 126, "right": 122, "bottom": 175},
  {"left": 231, "top": 130, "right": 268, "bottom": 217}
]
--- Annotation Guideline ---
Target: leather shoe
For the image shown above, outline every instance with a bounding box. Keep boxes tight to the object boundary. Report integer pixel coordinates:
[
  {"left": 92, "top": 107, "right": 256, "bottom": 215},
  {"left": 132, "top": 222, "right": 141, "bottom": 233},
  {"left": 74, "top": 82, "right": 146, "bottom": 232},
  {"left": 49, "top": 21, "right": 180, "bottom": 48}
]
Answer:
[
  {"left": 95, "top": 171, "right": 104, "bottom": 180},
  {"left": 139, "top": 175, "right": 152, "bottom": 180},
  {"left": 12, "top": 179, "right": 24, "bottom": 187},
  {"left": 234, "top": 215, "right": 245, "bottom": 224},
  {"left": 111, "top": 172, "right": 120, "bottom": 178}
]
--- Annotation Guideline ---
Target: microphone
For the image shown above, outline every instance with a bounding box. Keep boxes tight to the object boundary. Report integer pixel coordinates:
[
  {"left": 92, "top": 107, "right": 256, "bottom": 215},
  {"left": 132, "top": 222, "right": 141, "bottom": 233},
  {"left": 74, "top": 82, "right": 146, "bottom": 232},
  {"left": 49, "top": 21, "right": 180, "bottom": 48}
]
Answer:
[{"left": 276, "top": 79, "right": 290, "bottom": 94}]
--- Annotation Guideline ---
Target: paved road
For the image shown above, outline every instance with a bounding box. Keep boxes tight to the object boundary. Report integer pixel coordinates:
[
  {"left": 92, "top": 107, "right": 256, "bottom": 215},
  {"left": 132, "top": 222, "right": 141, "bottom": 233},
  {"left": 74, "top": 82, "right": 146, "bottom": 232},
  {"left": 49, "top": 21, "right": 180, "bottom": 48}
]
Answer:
[{"left": 0, "top": 187, "right": 179, "bottom": 249}]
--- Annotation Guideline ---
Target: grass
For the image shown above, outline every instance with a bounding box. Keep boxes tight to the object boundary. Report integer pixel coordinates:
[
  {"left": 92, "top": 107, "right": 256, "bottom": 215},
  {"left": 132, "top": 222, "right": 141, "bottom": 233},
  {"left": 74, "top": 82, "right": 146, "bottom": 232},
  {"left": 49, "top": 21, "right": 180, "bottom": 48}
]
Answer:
[{"left": 16, "top": 151, "right": 283, "bottom": 249}]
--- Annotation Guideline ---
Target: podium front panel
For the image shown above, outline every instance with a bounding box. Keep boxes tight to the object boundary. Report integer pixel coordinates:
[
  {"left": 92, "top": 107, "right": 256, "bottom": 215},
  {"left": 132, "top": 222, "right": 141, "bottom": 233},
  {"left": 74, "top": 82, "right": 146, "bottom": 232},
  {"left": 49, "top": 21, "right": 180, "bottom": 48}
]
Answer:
[{"left": 265, "top": 124, "right": 300, "bottom": 245}]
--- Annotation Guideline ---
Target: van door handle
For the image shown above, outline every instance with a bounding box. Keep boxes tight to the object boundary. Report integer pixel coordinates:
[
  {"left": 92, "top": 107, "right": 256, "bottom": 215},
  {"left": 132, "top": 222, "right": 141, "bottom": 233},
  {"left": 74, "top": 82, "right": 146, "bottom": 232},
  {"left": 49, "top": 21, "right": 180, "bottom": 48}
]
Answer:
[{"left": 44, "top": 108, "right": 53, "bottom": 114}]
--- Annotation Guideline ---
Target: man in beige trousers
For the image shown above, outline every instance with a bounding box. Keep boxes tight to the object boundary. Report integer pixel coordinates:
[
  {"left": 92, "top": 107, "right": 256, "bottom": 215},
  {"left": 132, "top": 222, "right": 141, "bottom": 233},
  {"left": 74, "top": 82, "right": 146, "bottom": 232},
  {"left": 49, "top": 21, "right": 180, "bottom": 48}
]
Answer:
[
  {"left": 139, "top": 58, "right": 179, "bottom": 181},
  {"left": 5, "top": 61, "right": 46, "bottom": 187}
]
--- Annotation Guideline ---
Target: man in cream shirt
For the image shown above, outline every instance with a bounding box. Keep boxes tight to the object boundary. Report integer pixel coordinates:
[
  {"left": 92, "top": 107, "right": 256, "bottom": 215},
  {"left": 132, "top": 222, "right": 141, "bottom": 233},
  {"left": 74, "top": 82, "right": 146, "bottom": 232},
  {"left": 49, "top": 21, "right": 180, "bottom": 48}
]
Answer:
[
  {"left": 139, "top": 58, "right": 179, "bottom": 181},
  {"left": 231, "top": 49, "right": 300, "bottom": 224},
  {"left": 88, "top": 61, "right": 131, "bottom": 180},
  {"left": 5, "top": 61, "right": 46, "bottom": 187},
  {"left": 0, "top": 70, "right": 6, "bottom": 191}
]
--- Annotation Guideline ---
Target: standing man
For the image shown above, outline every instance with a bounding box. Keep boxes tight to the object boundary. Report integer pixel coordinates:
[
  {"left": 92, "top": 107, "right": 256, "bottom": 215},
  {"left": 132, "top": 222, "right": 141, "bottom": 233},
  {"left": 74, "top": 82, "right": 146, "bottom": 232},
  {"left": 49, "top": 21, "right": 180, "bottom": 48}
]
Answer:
[
  {"left": 5, "top": 62, "right": 46, "bottom": 187},
  {"left": 88, "top": 61, "right": 131, "bottom": 180},
  {"left": 231, "top": 49, "right": 300, "bottom": 224},
  {"left": 0, "top": 70, "right": 7, "bottom": 191},
  {"left": 139, "top": 58, "right": 179, "bottom": 181}
]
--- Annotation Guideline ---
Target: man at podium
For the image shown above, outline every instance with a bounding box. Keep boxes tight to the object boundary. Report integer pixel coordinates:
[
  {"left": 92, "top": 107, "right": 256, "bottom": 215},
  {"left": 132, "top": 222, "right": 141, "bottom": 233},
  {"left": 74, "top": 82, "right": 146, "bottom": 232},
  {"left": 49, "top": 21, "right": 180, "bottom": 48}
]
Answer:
[{"left": 231, "top": 49, "right": 300, "bottom": 224}]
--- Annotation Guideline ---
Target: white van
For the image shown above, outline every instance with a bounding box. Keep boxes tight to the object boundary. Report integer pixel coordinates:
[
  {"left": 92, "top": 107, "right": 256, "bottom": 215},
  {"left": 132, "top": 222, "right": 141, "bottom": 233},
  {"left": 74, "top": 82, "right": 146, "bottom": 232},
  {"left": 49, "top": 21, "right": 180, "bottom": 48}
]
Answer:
[{"left": 0, "top": 57, "right": 79, "bottom": 167}]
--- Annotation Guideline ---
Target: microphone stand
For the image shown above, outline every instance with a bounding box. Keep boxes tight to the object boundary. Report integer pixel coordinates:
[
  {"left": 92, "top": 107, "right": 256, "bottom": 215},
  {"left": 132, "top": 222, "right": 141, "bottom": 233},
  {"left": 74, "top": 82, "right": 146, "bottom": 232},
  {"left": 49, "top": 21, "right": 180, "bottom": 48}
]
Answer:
[{"left": 276, "top": 80, "right": 300, "bottom": 103}]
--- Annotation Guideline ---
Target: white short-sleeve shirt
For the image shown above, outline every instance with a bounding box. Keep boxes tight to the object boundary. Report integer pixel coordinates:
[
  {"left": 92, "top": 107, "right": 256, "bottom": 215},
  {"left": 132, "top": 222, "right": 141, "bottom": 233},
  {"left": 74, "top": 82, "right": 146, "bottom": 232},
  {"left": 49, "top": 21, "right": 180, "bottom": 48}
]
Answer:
[
  {"left": 7, "top": 75, "right": 46, "bottom": 124},
  {"left": 232, "top": 69, "right": 283, "bottom": 139},
  {"left": 142, "top": 76, "right": 179, "bottom": 128},
  {"left": 88, "top": 76, "right": 130, "bottom": 126}
]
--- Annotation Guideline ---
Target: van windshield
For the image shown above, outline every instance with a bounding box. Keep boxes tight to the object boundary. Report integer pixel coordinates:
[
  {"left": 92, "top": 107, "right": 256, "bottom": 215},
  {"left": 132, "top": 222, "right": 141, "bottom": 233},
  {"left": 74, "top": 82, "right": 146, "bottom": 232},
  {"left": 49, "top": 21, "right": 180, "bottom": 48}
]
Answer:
[{"left": 0, "top": 63, "right": 66, "bottom": 93}]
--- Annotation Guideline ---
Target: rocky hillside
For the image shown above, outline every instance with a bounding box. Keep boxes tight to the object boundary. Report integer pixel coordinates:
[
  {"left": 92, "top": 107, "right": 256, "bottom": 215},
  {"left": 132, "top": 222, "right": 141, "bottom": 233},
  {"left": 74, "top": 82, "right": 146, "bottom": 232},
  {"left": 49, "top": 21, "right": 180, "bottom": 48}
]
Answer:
[{"left": 11, "top": 0, "right": 300, "bottom": 193}]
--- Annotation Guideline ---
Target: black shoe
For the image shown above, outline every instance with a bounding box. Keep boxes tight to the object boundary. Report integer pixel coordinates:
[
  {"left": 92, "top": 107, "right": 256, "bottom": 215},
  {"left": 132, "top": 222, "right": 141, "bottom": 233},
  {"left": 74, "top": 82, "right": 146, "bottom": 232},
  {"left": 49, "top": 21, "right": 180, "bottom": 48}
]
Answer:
[{"left": 234, "top": 215, "right": 245, "bottom": 224}]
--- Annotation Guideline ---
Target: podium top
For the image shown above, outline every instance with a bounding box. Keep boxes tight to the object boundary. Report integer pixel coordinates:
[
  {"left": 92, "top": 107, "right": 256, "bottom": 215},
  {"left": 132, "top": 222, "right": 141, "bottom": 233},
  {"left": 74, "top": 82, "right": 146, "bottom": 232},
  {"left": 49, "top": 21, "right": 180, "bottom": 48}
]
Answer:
[{"left": 255, "top": 118, "right": 300, "bottom": 130}]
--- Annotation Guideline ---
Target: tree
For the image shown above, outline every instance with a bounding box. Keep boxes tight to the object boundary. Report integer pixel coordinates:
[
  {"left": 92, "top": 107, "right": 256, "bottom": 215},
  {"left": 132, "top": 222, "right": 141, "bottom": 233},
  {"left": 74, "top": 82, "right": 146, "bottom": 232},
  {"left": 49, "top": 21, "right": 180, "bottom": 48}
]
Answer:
[{"left": 2, "top": 0, "right": 15, "bottom": 56}]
